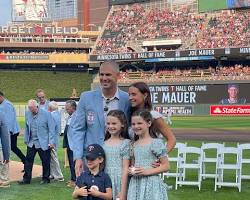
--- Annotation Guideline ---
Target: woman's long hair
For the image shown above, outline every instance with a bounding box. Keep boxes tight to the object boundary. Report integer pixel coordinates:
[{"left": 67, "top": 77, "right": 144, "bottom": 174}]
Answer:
[
  {"left": 129, "top": 82, "right": 152, "bottom": 115},
  {"left": 105, "top": 110, "right": 129, "bottom": 140}
]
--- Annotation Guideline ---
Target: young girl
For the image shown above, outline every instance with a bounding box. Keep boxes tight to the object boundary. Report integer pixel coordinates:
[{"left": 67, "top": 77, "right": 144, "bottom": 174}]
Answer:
[
  {"left": 72, "top": 144, "right": 112, "bottom": 200},
  {"left": 128, "top": 109, "right": 169, "bottom": 200},
  {"left": 103, "top": 110, "right": 130, "bottom": 200},
  {"left": 128, "top": 81, "right": 176, "bottom": 153}
]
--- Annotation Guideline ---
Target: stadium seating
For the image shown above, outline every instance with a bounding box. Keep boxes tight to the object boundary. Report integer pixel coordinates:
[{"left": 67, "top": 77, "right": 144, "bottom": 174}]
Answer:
[
  {"left": 92, "top": 65, "right": 250, "bottom": 84},
  {"left": 92, "top": 4, "right": 250, "bottom": 54}
]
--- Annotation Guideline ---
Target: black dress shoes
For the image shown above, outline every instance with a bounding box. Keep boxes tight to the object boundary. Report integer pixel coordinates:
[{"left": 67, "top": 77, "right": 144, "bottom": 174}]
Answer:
[{"left": 18, "top": 180, "right": 30, "bottom": 185}]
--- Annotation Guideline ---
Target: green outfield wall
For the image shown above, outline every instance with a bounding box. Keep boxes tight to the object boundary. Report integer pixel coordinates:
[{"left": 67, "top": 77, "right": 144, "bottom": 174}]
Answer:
[{"left": 198, "top": 0, "right": 227, "bottom": 12}]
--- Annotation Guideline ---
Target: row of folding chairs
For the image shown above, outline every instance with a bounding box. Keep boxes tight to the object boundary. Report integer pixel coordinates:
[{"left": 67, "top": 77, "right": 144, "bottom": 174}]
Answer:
[{"left": 162, "top": 142, "right": 250, "bottom": 192}]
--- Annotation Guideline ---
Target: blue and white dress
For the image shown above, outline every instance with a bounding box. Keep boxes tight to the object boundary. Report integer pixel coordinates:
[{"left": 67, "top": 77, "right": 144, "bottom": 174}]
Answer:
[
  {"left": 103, "top": 139, "right": 130, "bottom": 199},
  {"left": 127, "top": 138, "right": 168, "bottom": 200}
]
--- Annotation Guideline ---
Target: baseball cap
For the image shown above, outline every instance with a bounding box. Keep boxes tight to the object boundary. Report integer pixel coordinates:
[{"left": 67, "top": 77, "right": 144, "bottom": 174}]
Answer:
[
  {"left": 228, "top": 84, "right": 239, "bottom": 90},
  {"left": 86, "top": 144, "right": 105, "bottom": 160}
]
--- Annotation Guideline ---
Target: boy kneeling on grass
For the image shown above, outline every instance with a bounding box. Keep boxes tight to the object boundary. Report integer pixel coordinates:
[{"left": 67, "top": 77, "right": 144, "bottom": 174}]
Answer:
[{"left": 72, "top": 144, "right": 112, "bottom": 200}]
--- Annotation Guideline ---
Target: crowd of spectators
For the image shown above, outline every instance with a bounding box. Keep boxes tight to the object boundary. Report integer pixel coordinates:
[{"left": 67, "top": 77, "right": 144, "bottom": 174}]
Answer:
[
  {"left": 94, "top": 65, "right": 250, "bottom": 83},
  {"left": 197, "top": 10, "right": 250, "bottom": 48},
  {"left": 93, "top": 4, "right": 250, "bottom": 54}
]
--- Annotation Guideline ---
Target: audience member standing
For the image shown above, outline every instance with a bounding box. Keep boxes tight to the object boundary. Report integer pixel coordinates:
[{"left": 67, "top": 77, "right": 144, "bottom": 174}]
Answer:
[
  {"left": 0, "top": 111, "right": 10, "bottom": 188},
  {"left": 18, "top": 99, "right": 55, "bottom": 184},
  {"left": 71, "top": 61, "right": 130, "bottom": 176},
  {"left": 0, "top": 91, "right": 26, "bottom": 166},
  {"left": 48, "top": 101, "right": 64, "bottom": 181}
]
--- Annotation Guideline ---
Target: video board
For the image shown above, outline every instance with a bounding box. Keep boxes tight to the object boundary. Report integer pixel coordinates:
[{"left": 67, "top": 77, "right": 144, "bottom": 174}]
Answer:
[
  {"left": 120, "top": 83, "right": 249, "bottom": 105},
  {"left": 12, "top": 0, "right": 48, "bottom": 21}
]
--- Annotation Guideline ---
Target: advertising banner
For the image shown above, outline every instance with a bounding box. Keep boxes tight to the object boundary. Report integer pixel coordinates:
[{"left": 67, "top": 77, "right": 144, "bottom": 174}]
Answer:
[
  {"left": 154, "top": 105, "right": 193, "bottom": 116},
  {"left": 90, "top": 47, "right": 250, "bottom": 61},
  {"left": 210, "top": 105, "right": 250, "bottom": 115}
]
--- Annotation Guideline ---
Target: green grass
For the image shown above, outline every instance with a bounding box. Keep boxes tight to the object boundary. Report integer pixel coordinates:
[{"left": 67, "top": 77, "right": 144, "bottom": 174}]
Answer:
[
  {"left": 2, "top": 116, "right": 248, "bottom": 199},
  {"left": 2, "top": 138, "right": 250, "bottom": 200},
  {"left": 166, "top": 140, "right": 250, "bottom": 200},
  {"left": 170, "top": 116, "right": 250, "bottom": 129},
  {"left": 17, "top": 117, "right": 25, "bottom": 129},
  {"left": 1, "top": 136, "right": 73, "bottom": 200},
  {"left": 0, "top": 71, "right": 93, "bottom": 102},
  {"left": 17, "top": 116, "right": 250, "bottom": 130}
]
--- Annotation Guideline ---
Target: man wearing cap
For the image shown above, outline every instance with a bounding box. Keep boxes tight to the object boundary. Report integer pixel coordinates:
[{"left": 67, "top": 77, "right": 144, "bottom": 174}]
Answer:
[
  {"left": 219, "top": 84, "right": 246, "bottom": 104},
  {"left": 70, "top": 61, "right": 130, "bottom": 176}
]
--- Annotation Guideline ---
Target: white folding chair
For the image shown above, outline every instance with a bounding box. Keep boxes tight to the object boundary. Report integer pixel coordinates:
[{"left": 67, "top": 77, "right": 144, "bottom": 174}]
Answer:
[
  {"left": 238, "top": 143, "right": 250, "bottom": 180},
  {"left": 162, "top": 142, "right": 187, "bottom": 179},
  {"left": 176, "top": 146, "right": 203, "bottom": 190},
  {"left": 215, "top": 147, "right": 242, "bottom": 192},
  {"left": 201, "top": 142, "right": 224, "bottom": 180}
]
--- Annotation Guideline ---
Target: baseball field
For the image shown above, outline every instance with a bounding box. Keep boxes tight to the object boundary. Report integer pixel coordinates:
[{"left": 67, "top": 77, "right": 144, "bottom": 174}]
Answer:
[{"left": 0, "top": 116, "right": 249, "bottom": 200}]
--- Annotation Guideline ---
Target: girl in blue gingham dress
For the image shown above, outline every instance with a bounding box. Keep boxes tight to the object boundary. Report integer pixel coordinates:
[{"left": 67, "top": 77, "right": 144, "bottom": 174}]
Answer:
[{"left": 128, "top": 109, "right": 169, "bottom": 200}]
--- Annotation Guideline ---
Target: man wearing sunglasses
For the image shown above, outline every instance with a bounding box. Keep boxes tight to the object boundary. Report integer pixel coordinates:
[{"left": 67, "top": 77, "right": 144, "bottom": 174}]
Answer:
[
  {"left": 71, "top": 61, "right": 130, "bottom": 177},
  {"left": 36, "top": 89, "right": 50, "bottom": 111}
]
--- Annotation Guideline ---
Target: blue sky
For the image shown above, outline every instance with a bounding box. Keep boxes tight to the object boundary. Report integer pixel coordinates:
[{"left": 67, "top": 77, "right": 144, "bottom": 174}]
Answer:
[{"left": 0, "top": 0, "right": 12, "bottom": 26}]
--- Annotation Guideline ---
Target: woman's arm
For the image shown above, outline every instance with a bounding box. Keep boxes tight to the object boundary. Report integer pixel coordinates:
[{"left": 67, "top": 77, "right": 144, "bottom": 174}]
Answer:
[
  {"left": 154, "top": 118, "right": 176, "bottom": 152},
  {"left": 119, "top": 159, "right": 130, "bottom": 200},
  {"left": 134, "top": 156, "right": 169, "bottom": 176}
]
